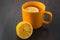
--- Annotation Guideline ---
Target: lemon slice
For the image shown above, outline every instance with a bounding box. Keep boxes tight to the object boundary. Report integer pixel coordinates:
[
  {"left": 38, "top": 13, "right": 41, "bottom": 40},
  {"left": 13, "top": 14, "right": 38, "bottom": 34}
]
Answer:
[
  {"left": 25, "top": 6, "right": 39, "bottom": 12},
  {"left": 16, "top": 22, "right": 33, "bottom": 39}
]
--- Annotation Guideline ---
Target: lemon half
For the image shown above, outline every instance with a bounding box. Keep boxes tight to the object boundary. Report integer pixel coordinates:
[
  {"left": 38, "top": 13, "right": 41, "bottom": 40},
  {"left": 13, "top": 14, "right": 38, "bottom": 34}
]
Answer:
[{"left": 16, "top": 22, "right": 33, "bottom": 39}]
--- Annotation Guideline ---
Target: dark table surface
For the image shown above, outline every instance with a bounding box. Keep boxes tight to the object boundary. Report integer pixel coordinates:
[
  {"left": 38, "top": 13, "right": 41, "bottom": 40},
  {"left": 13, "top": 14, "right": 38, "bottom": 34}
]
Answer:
[{"left": 0, "top": 0, "right": 60, "bottom": 40}]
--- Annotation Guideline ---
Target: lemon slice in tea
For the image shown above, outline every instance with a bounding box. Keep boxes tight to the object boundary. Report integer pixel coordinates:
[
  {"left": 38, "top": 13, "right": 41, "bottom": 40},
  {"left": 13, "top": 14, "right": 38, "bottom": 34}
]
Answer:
[{"left": 25, "top": 6, "right": 39, "bottom": 12}]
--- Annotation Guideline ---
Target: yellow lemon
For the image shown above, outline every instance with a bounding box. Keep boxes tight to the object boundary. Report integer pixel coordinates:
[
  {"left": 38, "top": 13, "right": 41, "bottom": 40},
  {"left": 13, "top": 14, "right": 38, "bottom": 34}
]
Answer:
[
  {"left": 25, "top": 6, "right": 39, "bottom": 12},
  {"left": 16, "top": 22, "right": 33, "bottom": 39}
]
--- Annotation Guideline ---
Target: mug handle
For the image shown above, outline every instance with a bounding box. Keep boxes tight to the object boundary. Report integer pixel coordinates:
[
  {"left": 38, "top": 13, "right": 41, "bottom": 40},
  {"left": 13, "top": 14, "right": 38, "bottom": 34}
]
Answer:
[{"left": 43, "top": 11, "right": 52, "bottom": 24}]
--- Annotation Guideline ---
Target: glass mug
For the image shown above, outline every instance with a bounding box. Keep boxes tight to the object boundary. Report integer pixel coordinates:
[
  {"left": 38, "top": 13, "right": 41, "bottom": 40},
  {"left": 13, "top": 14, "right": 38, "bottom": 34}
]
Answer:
[{"left": 22, "top": 1, "right": 52, "bottom": 29}]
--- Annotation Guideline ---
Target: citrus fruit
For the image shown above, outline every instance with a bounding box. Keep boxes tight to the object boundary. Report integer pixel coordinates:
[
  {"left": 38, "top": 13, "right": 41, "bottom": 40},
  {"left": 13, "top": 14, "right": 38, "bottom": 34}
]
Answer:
[
  {"left": 16, "top": 22, "right": 33, "bottom": 39},
  {"left": 25, "top": 6, "right": 39, "bottom": 12}
]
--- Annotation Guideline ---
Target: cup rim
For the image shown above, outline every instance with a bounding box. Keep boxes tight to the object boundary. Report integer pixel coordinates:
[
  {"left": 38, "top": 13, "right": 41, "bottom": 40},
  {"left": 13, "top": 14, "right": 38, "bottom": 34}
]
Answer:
[{"left": 22, "top": 1, "right": 46, "bottom": 13}]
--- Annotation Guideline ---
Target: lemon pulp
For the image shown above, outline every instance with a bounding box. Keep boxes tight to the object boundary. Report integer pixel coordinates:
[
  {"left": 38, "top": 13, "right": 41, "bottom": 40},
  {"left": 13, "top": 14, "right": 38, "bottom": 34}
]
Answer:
[{"left": 16, "top": 22, "right": 33, "bottom": 39}]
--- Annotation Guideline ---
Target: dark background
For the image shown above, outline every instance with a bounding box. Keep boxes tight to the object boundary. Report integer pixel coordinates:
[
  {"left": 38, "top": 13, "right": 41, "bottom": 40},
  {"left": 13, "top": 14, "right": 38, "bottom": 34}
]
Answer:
[{"left": 0, "top": 0, "right": 60, "bottom": 40}]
